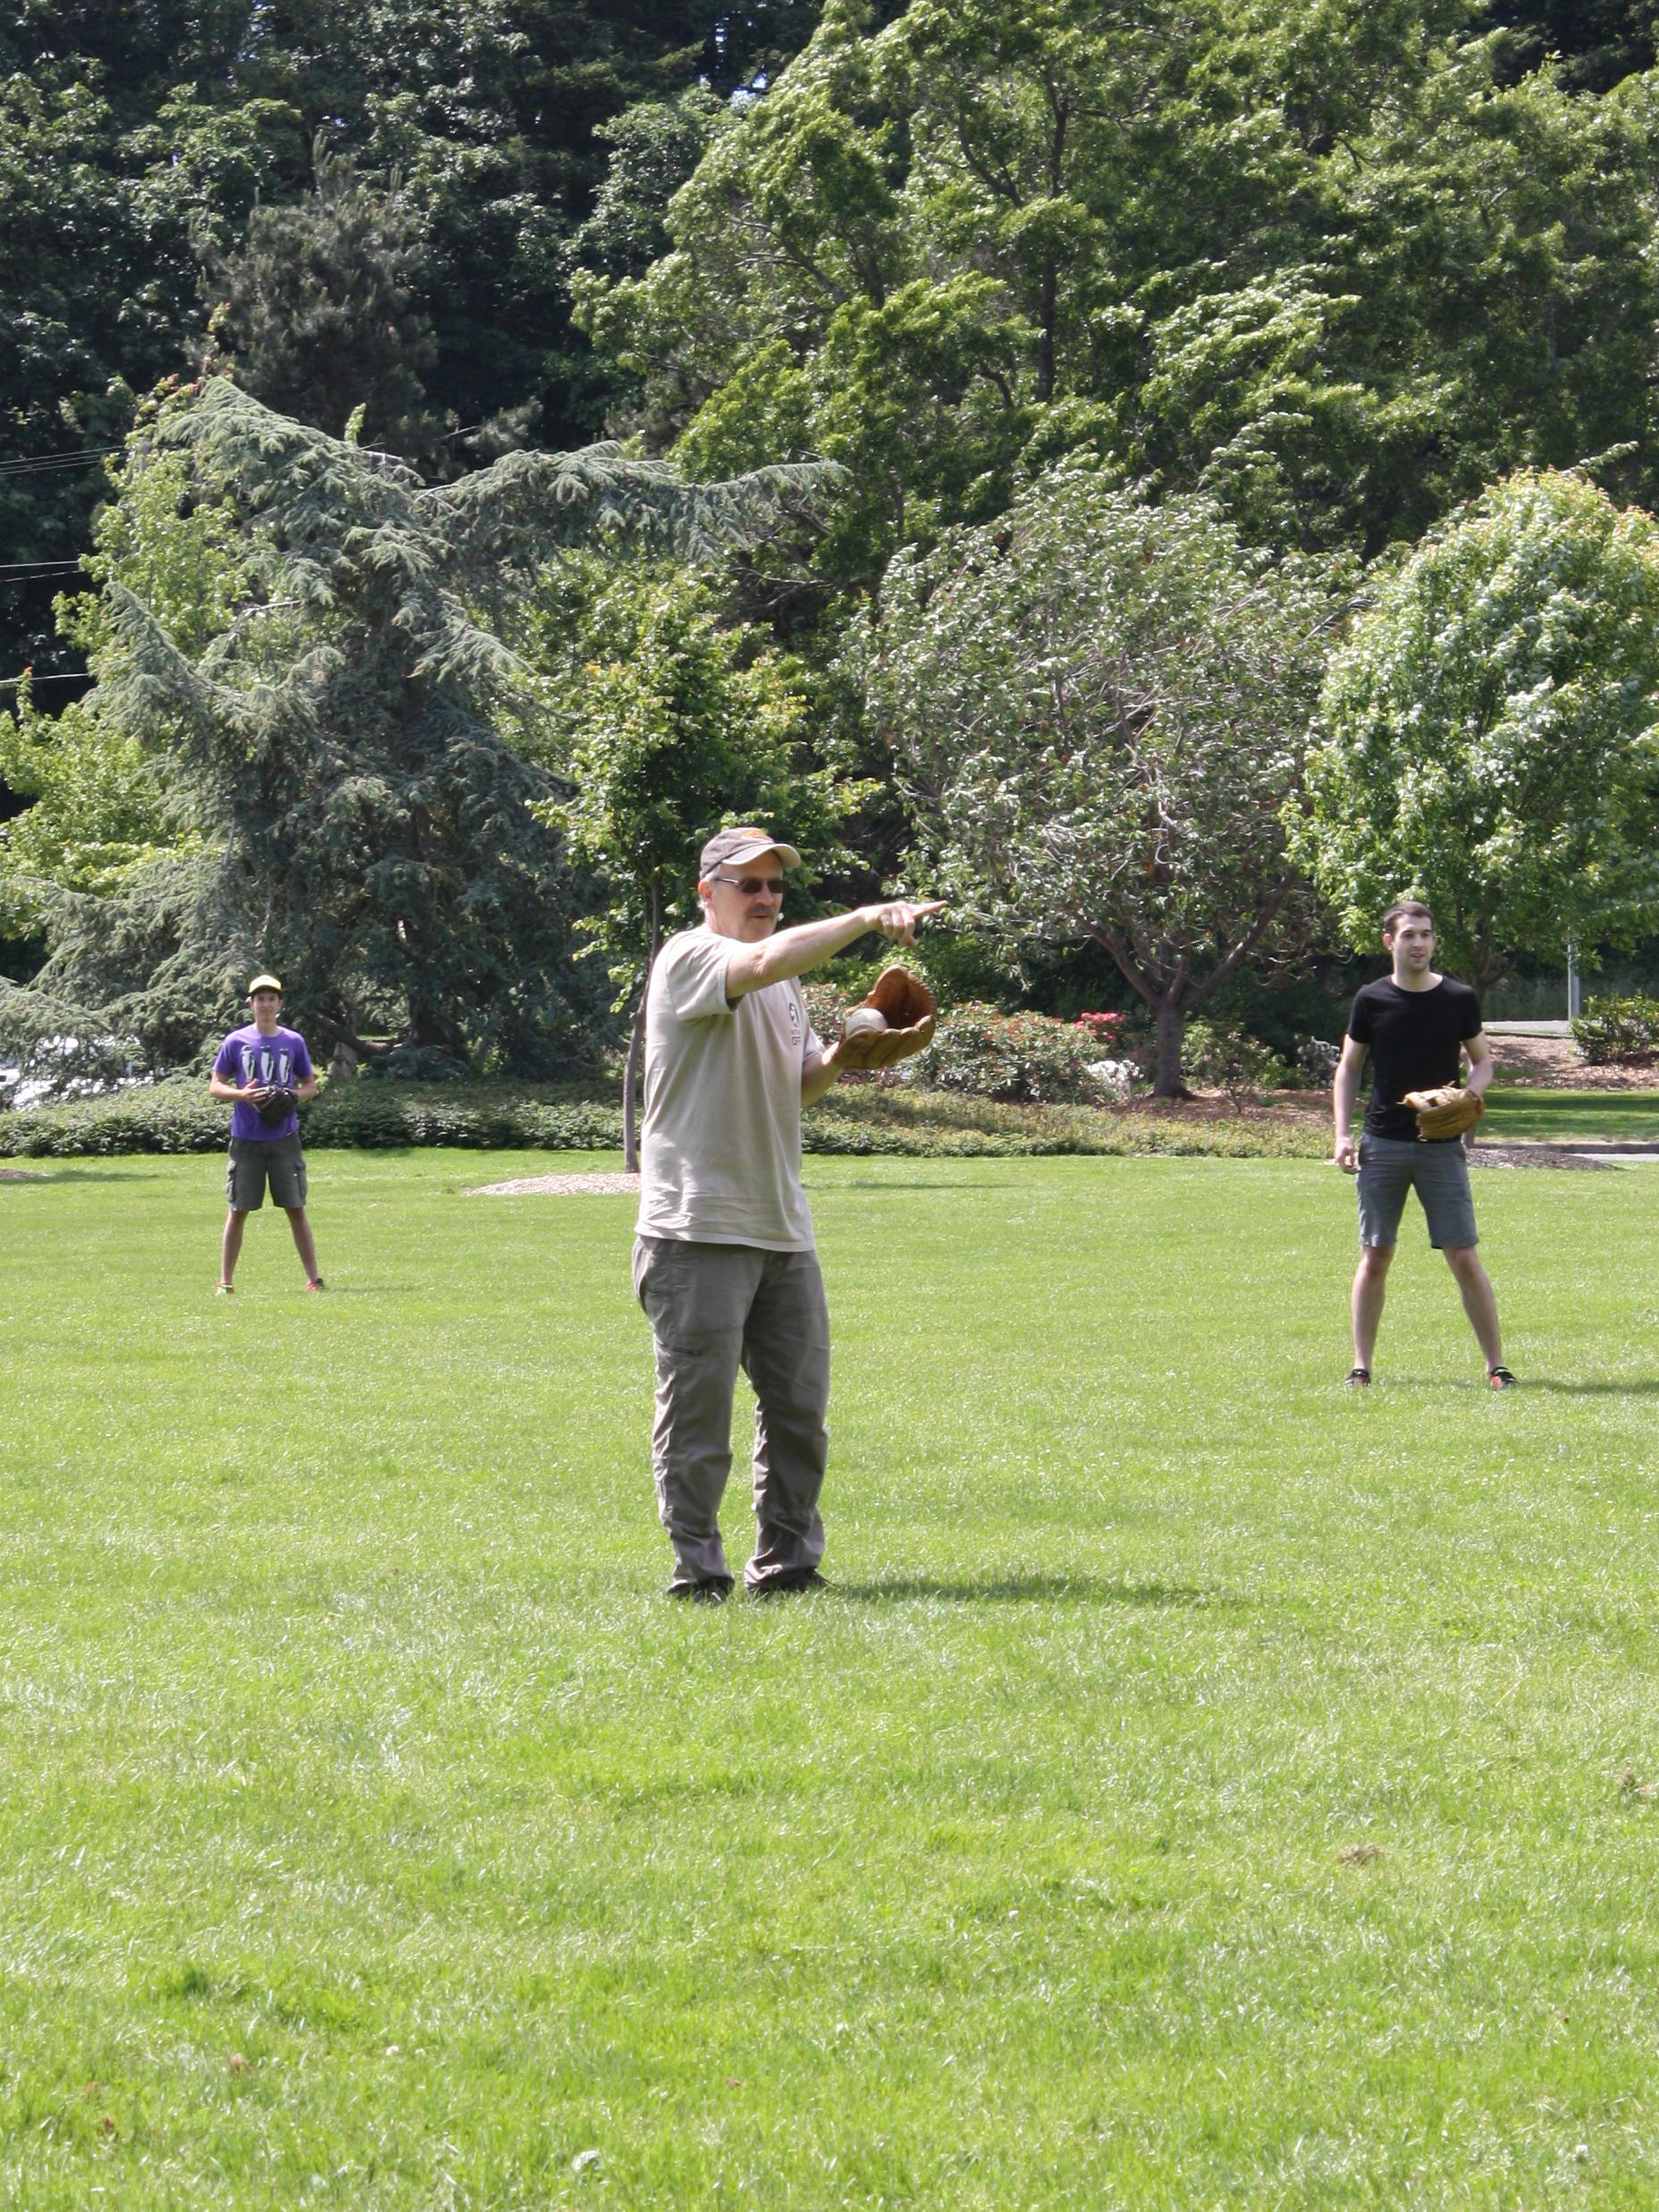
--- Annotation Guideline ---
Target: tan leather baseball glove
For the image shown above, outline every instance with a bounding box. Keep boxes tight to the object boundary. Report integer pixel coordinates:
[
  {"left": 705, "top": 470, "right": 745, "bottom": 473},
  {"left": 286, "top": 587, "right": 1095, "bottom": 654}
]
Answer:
[
  {"left": 834, "top": 966, "right": 937, "bottom": 1070},
  {"left": 1401, "top": 1083, "right": 1485, "bottom": 1140}
]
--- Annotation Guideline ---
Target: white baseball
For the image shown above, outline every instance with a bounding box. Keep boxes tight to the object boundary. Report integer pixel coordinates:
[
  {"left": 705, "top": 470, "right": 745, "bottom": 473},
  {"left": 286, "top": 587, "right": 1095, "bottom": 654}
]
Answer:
[{"left": 842, "top": 1007, "right": 889, "bottom": 1040}]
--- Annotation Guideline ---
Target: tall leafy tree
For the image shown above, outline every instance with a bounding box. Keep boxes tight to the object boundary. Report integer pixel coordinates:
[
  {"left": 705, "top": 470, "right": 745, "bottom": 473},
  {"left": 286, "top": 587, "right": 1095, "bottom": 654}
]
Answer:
[
  {"left": 517, "top": 558, "right": 868, "bottom": 1160},
  {"left": 859, "top": 466, "right": 1341, "bottom": 1094},
  {"left": 1293, "top": 469, "right": 1659, "bottom": 990},
  {"left": 0, "top": 379, "right": 832, "bottom": 1088},
  {"left": 582, "top": 0, "right": 1659, "bottom": 585}
]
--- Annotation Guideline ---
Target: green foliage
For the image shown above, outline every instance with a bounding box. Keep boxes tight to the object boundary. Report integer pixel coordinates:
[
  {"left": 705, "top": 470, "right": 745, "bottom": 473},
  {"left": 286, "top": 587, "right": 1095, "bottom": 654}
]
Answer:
[
  {"left": 0, "top": 1076, "right": 623, "bottom": 1157},
  {"left": 1180, "top": 1018, "right": 1296, "bottom": 1110},
  {"left": 898, "top": 1003, "right": 1119, "bottom": 1104},
  {"left": 570, "top": 90, "right": 724, "bottom": 285},
  {"left": 0, "top": 381, "right": 836, "bottom": 1091},
  {"left": 518, "top": 559, "right": 867, "bottom": 1003},
  {"left": 0, "top": 1070, "right": 1341, "bottom": 1160},
  {"left": 0, "top": 4, "right": 826, "bottom": 680},
  {"left": 1295, "top": 469, "right": 1659, "bottom": 987},
  {"left": 860, "top": 465, "right": 1341, "bottom": 1093},
  {"left": 579, "top": 0, "right": 1659, "bottom": 589},
  {"left": 0, "top": 684, "right": 181, "bottom": 931},
  {"left": 203, "top": 138, "right": 448, "bottom": 464},
  {"left": 1571, "top": 994, "right": 1659, "bottom": 1065}
]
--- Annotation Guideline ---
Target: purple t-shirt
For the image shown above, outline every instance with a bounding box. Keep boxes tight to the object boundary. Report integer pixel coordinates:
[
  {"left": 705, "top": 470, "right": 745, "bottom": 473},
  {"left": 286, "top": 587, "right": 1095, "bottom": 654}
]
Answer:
[{"left": 214, "top": 1024, "right": 313, "bottom": 1143}]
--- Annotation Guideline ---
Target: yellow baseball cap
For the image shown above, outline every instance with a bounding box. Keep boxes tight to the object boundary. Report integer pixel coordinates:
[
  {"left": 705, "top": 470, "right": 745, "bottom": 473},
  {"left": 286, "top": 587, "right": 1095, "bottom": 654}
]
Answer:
[{"left": 246, "top": 973, "right": 283, "bottom": 997}]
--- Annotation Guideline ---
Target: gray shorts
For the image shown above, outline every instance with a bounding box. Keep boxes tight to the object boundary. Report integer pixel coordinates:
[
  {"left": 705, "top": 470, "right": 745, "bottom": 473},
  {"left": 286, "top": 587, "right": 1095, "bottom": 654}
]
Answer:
[
  {"left": 1356, "top": 1134, "right": 1477, "bottom": 1250},
  {"left": 226, "top": 1133, "right": 307, "bottom": 1212}
]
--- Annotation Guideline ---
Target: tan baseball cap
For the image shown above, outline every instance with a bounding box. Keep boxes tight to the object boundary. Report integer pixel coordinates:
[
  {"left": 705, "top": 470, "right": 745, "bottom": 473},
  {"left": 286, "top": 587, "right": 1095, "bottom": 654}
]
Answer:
[
  {"left": 246, "top": 973, "right": 283, "bottom": 997},
  {"left": 698, "top": 825, "right": 802, "bottom": 876}
]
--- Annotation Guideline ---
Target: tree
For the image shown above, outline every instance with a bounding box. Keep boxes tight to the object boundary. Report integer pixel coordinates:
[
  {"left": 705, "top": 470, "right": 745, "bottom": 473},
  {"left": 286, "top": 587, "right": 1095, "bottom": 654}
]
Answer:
[
  {"left": 0, "top": 404, "right": 248, "bottom": 941},
  {"left": 203, "top": 138, "right": 448, "bottom": 464},
  {"left": 517, "top": 560, "right": 869, "bottom": 1162},
  {"left": 1292, "top": 469, "right": 1659, "bottom": 990},
  {"left": 1486, "top": 0, "right": 1655, "bottom": 92},
  {"left": 0, "top": 378, "right": 834, "bottom": 1090},
  {"left": 858, "top": 466, "right": 1341, "bottom": 1095},
  {"left": 580, "top": 0, "right": 1659, "bottom": 589}
]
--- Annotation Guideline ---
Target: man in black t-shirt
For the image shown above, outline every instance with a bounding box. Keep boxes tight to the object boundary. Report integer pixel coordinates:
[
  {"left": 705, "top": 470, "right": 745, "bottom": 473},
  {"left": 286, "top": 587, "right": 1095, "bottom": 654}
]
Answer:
[{"left": 1331, "top": 899, "right": 1514, "bottom": 1389}]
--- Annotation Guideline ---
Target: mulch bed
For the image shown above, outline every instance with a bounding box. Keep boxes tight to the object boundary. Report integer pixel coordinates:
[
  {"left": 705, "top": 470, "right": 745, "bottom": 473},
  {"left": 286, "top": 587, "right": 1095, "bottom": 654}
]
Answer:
[
  {"left": 1485, "top": 1035, "right": 1659, "bottom": 1089},
  {"left": 0, "top": 1167, "right": 46, "bottom": 1182},
  {"left": 1470, "top": 1144, "right": 1614, "bottom": 1171}
]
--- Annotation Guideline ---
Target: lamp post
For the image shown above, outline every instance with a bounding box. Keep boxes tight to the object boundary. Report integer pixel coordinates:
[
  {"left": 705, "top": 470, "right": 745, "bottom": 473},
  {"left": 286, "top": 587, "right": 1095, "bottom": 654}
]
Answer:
[{"left": 1567, "top": 939, "right": 1582, "bottom": 1021}]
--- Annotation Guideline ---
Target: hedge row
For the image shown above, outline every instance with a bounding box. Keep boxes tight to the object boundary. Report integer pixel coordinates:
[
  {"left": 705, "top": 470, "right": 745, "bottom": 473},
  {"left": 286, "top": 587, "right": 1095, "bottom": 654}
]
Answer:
[
  {"left": 0, "top": 1076, "right": 1330, "bottom": 1161},
  {"left": 0, "top": 1078, "right": 622, "bottom": 1159}
]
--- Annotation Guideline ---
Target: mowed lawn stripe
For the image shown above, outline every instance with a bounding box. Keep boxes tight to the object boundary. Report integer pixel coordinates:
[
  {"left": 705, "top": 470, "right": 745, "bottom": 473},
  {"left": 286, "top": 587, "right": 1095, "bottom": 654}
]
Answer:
[{"left": 3, "top": 1152, "right": 1658, "bottom": 2208}]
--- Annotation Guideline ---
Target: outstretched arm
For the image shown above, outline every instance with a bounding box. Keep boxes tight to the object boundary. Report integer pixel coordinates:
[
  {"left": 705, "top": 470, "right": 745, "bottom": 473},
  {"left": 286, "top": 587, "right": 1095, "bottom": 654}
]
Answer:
[{"left": 725, "top": 899, "right": 947, "bottom": 1000}]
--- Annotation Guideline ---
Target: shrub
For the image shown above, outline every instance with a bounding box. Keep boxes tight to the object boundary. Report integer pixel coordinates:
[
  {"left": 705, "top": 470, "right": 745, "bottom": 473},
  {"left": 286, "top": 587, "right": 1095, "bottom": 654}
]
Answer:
[
  {"left": 0, "top": 1076, "right": 624, "bottom": 1158},
  {"left": 1293, "top": 1035, "right": 1342, "bottom": 1087},
  {"left": 898, "top": 1002, "right": 1110, "bottom": 1103},
  {"left": 1181, "top": 1019, "right": 1294, "bottom": 1110},
  {"left": 1571, "top": 995, "right": 1659, "bottom": 1065},
  {"left": 0, "top": 1072, "right": 1333, "bottom": 1163}
]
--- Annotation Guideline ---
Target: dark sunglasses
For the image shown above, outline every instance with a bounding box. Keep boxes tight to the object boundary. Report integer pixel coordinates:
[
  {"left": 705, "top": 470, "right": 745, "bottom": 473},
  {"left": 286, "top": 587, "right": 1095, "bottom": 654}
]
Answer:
[{"left": 714, "top": 872, "right": 787, "bottom": 897}]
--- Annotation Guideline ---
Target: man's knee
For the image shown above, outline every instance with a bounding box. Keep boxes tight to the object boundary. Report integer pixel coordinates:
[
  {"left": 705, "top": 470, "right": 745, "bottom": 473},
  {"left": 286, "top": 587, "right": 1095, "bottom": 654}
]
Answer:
[
  {"left": 1443, "top": 1243, "right": 1482, "bottom": 1279},
  {"left": 1357, "top": 1242, "right": 1394, "bottom": 1275}
]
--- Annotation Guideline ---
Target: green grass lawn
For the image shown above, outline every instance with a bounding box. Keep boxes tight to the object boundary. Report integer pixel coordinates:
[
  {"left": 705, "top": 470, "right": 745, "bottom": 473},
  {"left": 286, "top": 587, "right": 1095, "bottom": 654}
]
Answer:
[
  {"left": 4, "top": 1150, "right": 1659, "bottom": 2208},
  {"left": 1481, "top": 1087, "right": 1659, "bottom": 1141}
]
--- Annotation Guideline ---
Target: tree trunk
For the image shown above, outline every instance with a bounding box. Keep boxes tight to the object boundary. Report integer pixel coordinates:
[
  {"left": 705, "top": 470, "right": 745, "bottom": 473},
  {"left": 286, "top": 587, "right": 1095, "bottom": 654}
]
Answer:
[{"left": 1151, "top": 995, "right": 1193, "bottom": 1100}]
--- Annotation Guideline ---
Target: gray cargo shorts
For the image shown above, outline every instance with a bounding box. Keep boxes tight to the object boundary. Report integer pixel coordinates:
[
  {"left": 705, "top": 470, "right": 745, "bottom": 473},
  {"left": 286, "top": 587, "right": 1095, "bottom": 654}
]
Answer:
[
  {"left": 226, "top": 1133, "right": 307, "bottom": 1212},
  {"left": 1356, "top": 1134, "right": 1478, "bottom": 1250}
]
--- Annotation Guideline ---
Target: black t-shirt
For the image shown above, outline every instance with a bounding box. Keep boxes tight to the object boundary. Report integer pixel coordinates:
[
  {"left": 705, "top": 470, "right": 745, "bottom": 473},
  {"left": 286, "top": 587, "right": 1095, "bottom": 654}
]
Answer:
[{"left": 1347, "top": 976, "right": 1483, "bottom": 1142}]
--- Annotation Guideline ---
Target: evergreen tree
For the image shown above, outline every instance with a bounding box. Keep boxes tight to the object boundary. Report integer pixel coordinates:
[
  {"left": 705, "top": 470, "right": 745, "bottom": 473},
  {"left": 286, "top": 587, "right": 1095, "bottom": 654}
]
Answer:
[
  {"left": 0, "top": 379, "right": 834, "bottom": 1089},
  {"left": 204, "top": 139, "right": 448, "bottom": 465}
]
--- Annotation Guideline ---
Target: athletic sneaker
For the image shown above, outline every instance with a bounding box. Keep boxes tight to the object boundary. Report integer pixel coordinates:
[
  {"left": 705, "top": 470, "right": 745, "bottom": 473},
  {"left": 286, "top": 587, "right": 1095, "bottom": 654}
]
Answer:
[
  {"left": 1486, "top": 1366, "right": 1517, "bottom": 1390},
  {"left": 1344, "top": 1367, "right": 1371, "bottom": 1388},
  {"left": 304, "top": 1277, "right": 326, "bottom": 1293},
  {"left": 215, "top": 1282, "right": 234, "bottom": 1296}
]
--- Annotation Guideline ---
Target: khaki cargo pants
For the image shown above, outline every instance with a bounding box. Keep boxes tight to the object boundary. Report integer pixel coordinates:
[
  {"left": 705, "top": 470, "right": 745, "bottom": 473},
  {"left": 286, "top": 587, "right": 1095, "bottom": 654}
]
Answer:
[{"left": 633, "top": 1236, "right": 830, "bottom": 1592}]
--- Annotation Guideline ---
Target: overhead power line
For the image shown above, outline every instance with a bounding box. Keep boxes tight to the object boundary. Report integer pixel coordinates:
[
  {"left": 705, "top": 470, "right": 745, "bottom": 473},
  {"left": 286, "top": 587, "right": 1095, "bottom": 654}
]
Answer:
[{"left": 0, "top": 443, "right": 121, "bottom": 471}]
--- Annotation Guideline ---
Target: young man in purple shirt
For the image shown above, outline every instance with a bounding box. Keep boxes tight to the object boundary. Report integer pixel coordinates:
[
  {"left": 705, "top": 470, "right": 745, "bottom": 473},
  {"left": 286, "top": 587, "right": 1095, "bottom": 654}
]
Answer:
[{"left": 208, "top": 974, "right": 324, "bottom": 1294}]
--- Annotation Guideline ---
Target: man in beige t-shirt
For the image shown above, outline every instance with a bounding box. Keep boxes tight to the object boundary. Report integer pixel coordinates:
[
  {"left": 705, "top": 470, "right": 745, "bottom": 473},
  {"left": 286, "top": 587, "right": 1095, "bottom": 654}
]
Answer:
[{"left": 634, "top": 826, "right": 943, "bottom": 1600}]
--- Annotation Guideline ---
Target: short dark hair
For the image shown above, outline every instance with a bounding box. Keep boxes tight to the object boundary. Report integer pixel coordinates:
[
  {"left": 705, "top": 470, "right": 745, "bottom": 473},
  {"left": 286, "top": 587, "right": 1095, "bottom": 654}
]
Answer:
[{"left": 1382, "top": 898, "right": 1433, "bottom": 937}]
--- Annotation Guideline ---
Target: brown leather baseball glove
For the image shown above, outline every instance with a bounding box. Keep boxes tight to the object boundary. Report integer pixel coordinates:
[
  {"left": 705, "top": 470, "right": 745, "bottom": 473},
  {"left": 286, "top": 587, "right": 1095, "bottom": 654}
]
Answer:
[
  {"left": 834, "top": 966, "right": 937, "bottom": 1070},
  {"left": 1402, "top": 1083, "right": 1485, "bottom": 1140}
]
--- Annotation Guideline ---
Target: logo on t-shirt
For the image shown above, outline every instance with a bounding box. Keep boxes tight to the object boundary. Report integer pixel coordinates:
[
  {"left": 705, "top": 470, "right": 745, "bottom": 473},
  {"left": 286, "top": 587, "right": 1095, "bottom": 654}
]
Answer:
[{"left": 239, "top": 1042, "right": 294, "bottom": 1089}]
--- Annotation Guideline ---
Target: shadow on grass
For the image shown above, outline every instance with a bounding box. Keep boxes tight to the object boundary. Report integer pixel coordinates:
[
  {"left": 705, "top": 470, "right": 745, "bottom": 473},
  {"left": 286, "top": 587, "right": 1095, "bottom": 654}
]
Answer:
[
  {"left": 1522, "top": 1378, "right": 1659, "bottom": 1396},
  {"left": 1361, "top": 1375, "right": 1659, "bottom": 1395},
  {"left": 813, "top": 1178, "right": 1016, "bottom": 1192},
  {"left": 7, "top": 1164, "right": 170, "bottom": 1182},
  {"left": 833, "top": 1572, "right": 1236, "bottom": 1608}
]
